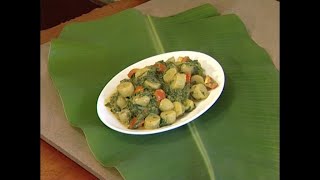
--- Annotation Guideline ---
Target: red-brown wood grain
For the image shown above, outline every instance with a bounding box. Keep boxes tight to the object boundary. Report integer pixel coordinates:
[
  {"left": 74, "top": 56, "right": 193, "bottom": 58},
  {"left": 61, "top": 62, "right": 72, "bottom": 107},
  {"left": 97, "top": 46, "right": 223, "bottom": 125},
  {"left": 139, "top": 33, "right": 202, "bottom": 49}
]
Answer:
[{"left": 40, "top": 139, "right": 98, "bottom": 180}]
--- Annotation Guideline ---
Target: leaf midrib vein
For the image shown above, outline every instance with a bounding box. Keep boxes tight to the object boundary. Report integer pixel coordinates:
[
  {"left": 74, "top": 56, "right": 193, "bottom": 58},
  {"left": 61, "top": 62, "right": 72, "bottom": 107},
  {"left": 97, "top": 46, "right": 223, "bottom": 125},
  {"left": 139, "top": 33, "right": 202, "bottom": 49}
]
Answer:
[{"left": 144, "top": 15, "right": 216, "bottom": 180}]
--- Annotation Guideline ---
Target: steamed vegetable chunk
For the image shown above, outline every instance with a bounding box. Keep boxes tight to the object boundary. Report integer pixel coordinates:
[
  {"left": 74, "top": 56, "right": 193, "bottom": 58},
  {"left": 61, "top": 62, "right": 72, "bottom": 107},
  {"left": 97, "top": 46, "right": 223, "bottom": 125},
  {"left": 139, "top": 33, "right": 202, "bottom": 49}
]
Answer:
[
  {"left": 163, "top": 68, "right": 177, "bottom": 83},
  {"left": 117, "top": 82, "right": 134, "bottom": 97},
  {"left": 144, "top": 80, "right": 161, "bottom": 89},
  {"left": 173, "top": 101, "right": 185, "bottom": 117},
  {"left": 184, "top": 99, "right": 195, "bottom": 112},
  {"left": 180, "top": 64, "right": 194, "bottom": 74},
  {"left": 118, "top": 109, "right": 131, "bottom": 124},
  {"left": 159, "top": 98, "right": 174, "bottom": 111},
  {"left": 116, "top": 96, "right": 127, "bottom": 109},
  {"left": 170, "top": 73, "right": 186, "bottom": 89},
  {"left": 105, "top": 56, "right": 219, "bottom": 130},
  {"left": 135, "top": 67, "right": 149, "bottom": 78},
  {"left": 191, "top": 75, "right": 204, "bottom": 84},
  {"left": 191, "top": 84, "right": 209, "bottom": 100},
  {"left": 166, "top": 56, "right": 175, "bottom": 63},
  {"left": 204, "top": 75, "right": 219, "bottom": 89},
  {"left": 133, "top": 96, "right": 150, "bottom": 106},
  {"left": 144, "top": 113, "right": 161, "bottom": 129},
  {"left": 160, "top": 110, "right": 177, "bottom": 125}
]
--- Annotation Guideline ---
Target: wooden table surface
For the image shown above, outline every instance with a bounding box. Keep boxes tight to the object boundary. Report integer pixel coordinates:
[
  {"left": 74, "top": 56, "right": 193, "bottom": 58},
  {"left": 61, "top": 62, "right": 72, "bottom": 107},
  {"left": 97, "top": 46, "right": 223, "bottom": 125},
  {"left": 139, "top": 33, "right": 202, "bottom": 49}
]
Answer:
[{"left": 40, "top": 0, "right": 149, "bottom": 179}]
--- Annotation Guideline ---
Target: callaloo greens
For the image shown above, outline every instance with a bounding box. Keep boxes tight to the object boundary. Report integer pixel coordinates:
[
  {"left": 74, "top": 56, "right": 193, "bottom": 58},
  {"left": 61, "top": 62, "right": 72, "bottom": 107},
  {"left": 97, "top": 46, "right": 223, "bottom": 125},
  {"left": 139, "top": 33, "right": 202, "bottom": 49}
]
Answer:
[{"left": 106, "top": 56, "right": 218, "bottom": 129}]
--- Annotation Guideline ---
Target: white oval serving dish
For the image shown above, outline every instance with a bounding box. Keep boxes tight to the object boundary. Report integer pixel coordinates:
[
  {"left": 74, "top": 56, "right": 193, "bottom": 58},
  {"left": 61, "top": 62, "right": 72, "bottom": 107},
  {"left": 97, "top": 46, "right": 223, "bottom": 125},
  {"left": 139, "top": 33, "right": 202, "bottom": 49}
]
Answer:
[{"left": 97, "top": 51, "right": 225, "bottom": 135}]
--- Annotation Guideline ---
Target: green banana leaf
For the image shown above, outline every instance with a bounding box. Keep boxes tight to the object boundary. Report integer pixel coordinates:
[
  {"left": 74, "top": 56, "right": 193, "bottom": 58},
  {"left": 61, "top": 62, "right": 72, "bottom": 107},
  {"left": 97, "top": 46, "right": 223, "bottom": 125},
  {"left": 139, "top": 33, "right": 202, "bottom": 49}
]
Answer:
[{"left": 48, "top": 4, "right": 279, "bottom": 180}]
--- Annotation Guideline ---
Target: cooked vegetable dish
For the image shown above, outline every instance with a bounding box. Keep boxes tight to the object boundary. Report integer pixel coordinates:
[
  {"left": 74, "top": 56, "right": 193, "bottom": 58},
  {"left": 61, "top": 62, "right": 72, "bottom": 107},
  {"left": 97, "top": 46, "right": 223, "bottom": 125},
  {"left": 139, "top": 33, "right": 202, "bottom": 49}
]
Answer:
[{"left": 105, "top": 56, "right": 218, "bottom": 129}]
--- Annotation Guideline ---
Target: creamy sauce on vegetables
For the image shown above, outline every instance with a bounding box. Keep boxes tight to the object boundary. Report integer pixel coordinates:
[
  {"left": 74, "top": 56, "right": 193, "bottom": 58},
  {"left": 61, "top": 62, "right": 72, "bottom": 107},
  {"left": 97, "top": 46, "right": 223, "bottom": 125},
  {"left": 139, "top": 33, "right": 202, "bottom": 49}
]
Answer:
[{"left": 105, "top": 56, "right": 218, "bottom": 129}]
